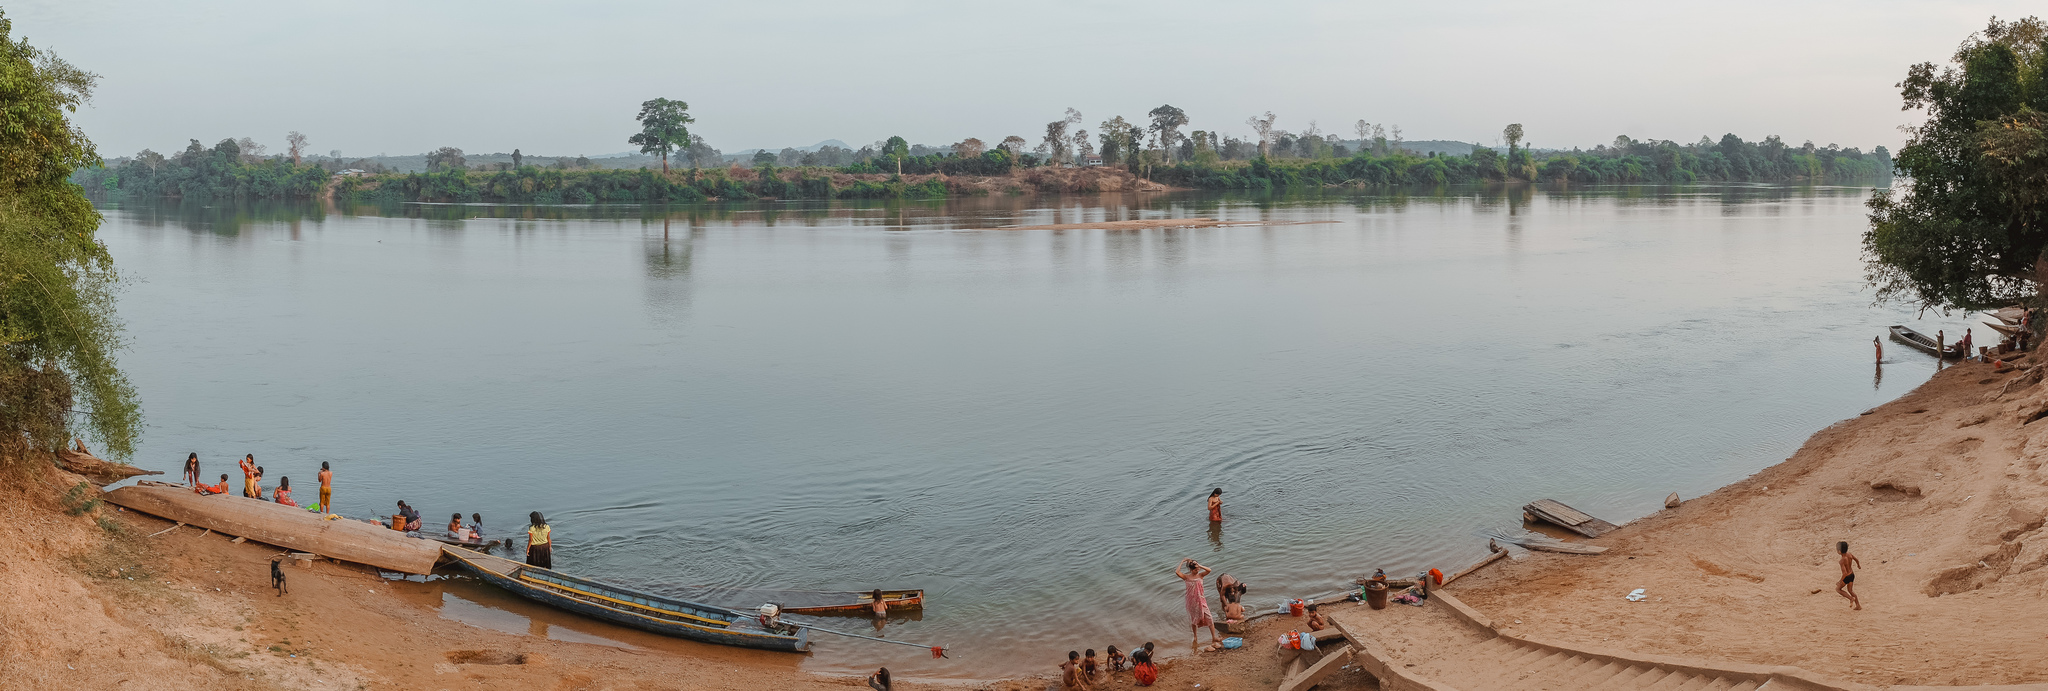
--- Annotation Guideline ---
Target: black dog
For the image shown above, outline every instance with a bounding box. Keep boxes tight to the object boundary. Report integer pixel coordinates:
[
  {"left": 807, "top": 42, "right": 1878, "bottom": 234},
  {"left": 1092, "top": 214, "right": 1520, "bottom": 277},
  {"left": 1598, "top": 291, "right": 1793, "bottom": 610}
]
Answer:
[{"left": 270, "top": 557, "right": 288, "bottom": 596}]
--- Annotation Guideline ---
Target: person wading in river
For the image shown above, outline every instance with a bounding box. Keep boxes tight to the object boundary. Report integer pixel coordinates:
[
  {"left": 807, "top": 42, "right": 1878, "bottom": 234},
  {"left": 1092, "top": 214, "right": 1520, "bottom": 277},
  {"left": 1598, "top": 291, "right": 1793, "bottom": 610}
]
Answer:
[
  {"left": 317, "top": 462, "right": 332, "bottom": 515},
  {"left": 526, "top": 512, "right": 552, "bottom": 569},
  {"left": 1177, "top": 559, "right": 1220, "bottom": 649},
  {"left": 1206, "top": 488, "right": 1223, "bottom": 523}
]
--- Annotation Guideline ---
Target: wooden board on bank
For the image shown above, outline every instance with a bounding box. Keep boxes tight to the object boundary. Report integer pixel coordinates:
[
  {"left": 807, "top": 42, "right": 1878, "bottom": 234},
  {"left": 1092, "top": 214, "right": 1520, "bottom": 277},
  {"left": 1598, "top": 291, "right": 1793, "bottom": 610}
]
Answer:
[
  {"left": 103, "top": 484, "right": 442, "bottom": 574},
  {"left": 1523, "top": 499, "right": 1618, "bottom": 538}
]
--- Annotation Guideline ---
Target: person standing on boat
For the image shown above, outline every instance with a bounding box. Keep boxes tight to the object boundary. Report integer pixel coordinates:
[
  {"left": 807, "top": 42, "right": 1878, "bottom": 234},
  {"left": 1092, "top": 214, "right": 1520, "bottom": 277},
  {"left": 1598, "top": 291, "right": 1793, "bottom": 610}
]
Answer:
[
  {"left": 526, "top": 512, "right": 552, "bottom": 568},
  {"left": 182, "top": 453, "right": 200, "bottom": 487},
  {"left": 317, "top": 462, "right": 332, "bottom": 515}
]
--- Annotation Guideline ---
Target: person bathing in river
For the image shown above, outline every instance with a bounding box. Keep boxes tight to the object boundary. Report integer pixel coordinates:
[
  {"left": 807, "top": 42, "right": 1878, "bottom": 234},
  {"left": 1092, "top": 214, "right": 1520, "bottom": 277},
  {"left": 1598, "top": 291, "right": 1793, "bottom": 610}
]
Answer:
[
  {"left": 1177, "top": 559, "right": 1221, "bottom": 649},
  {"left": 866, "top": 667, "right": 891, "bottom": 691},
  {"left": 526, "top": 512, "right": 552, "bottom": 568},
  {"left": 1207, "top": 488, "right": 1223, "bottom": 522},
  {"left": 239, "top": 454, "right": 257, "bottom": 498},
  {"left": 317, "top": 462, "right": 332, "bottom": 515},
  {"left": 182, "top": 453, "right": 200, "bottom": 487},
  {"left": 273, "top": 477, "right": 296, "bottom": 507},
  {"left": 1221, "top": 587, "right": 1246, "bottom": 630},
  {"left": 1214, "top": 572, "right": 1243, "bottom": 613}
]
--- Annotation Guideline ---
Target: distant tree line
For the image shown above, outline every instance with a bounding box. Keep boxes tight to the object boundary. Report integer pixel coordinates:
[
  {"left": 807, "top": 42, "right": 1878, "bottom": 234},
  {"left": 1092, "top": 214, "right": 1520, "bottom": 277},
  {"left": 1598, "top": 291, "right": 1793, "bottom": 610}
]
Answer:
[
  {"left": 336, "top": 164, "right": 952, "bottom": 204},
  {"left": 69, "top": 138, "right": 330, "bottom": 199}
]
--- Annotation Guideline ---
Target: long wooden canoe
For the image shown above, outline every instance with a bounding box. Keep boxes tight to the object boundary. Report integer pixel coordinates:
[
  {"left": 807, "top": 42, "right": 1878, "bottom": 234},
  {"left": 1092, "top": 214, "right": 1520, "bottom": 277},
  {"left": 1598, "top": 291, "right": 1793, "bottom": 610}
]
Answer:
[
  {"left": 1890, "top": 325, "right": 1966, "bottom": 360},
  {"left": 1986, "top": 320, "right": 2025, "bottom": 337},
  {"left": 1523, "top": 498, "right": 1619, "bottom": 538},
  {"left": 103, "top": 483, "right": 443, "bottom": 574},
  {"left": 443, "top": 546, "right": 810, "bottom": 652},
  {"left": 658, "top": 586, "right": 923, "bottom": 615}
]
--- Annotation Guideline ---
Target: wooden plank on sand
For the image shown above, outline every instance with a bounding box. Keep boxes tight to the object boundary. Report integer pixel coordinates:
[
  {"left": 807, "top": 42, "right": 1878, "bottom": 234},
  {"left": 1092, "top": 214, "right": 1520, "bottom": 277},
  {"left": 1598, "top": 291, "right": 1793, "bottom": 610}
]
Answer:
[
  {"left": 1278, "top": 645, "right": 1352, "bottom": 691},
  {"left": 1523, "top": 499, "right": 1618, "bottom": 538},
  {"left": 104, "top": 484, "right": 443, "bottom": 574}
]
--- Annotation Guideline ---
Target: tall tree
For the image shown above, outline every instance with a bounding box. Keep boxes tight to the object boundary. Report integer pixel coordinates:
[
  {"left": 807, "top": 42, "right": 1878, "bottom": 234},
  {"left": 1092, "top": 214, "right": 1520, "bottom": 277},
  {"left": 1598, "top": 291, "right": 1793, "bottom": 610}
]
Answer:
[
  {"left": 426, "top": 147, "right": 466, "bottom": 172},
  {"left": 0, "top": 11, "right": 141, "bottom": 459},
  {"left": 285, "top": 131, "right": 308, "bottom": 165},
  {"left": 1041, "top": 109, "right": 1082, "bottom": 167},
  {"left": 1865, "top": 16, "right": 2048, "bottom": 310},
  {"left": 1503, "top": 123, "right": 1525, "bottom": 157},
  {"left": 883, "top": 136, "right": 909, "bottom": 175},
  {"left": 511, "top": 148, "right": 522, "bottom": 168},
  {"left": 954, "top": 138, "right": 986, "bottom": 158},
  {"left": 1245, "top": 112, "right": 1277, "bottom": 158},
  {"left": 1147, "top": 104, "right": 1188, "bottom": 163},
  {"left": 628, "top": 97, "right": 694, "bottom": 173}
]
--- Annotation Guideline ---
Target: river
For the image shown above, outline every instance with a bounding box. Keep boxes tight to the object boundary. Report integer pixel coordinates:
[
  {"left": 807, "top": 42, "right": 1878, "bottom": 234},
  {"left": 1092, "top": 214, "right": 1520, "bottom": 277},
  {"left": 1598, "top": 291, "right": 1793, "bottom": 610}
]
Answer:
[{"left": 95, "top": 183, "right": 1973, "bottom": 677}]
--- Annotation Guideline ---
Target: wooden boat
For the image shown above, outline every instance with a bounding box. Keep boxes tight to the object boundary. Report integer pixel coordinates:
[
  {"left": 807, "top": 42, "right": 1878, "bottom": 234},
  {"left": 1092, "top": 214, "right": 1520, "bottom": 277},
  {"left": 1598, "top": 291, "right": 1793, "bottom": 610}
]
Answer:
[
  {"left": 1889, "top": 325, "right": 1966, "bottom": 360},
  {"left": 1522, "top": 498, "right": 1618, "bottom": 538},
  {"left": 443, "top": 546, "right": 810, "bottom": 652},
  {"left": 1991, "top": 306, "right": 2028, "bottom": 325},
  {"left": 1986, "top": 320, "right": 2026, "bottom": 337},
  {"left": 104, "top": 483, "right": 443, "bottom": 574},
  {"left": 657, "top": 586, "right": 923, "bottom": 615}
]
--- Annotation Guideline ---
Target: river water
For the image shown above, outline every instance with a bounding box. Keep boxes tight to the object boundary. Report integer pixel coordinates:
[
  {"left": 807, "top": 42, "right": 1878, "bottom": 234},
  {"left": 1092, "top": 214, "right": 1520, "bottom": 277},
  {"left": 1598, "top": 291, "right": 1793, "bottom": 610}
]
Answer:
[{"left": 96, "top": 184, "right": 1978, "bottom": 677}]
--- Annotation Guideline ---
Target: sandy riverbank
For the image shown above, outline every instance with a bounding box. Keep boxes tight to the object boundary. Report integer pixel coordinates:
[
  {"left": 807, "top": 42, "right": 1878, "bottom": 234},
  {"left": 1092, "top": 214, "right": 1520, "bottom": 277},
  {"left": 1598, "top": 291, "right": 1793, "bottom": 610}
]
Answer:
[
  {"left": 13, "top": 348, "right": 2048, "bottom": 689},
  {"left": 1454, "top": 352, "right": 2048, "bottom": 686}
]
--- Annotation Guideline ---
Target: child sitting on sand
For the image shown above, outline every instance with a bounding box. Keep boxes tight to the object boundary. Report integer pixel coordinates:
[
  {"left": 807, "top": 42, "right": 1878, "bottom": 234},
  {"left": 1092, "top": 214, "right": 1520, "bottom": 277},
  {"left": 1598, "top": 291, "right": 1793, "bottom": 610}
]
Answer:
[
  {"left": 1061, "top": 650, "right": 1092, "bottom": 690},
  {"left": 1305, "top": 602, "right": 1328, "bottom": 631},
  {"left": 1222, "top": 588, "right": 1247, "bottom": 628},
  {"left": 1082, "top": 649, "right": 1099, "bottom": 681},
  {"left": 1131, "top": 642, "right": 1157, "bottom": 686},
  {"left": 1105, "top": 644, "right": 1127, "bottom": 672}
]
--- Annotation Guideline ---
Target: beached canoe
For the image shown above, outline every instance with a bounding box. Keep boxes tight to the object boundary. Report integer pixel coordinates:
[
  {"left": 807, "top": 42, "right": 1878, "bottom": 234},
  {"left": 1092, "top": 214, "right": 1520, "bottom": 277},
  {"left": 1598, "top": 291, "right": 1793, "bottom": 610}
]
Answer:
[
  {"left": 443, "top": 546, "right": 810, "bottom": 653},
  {"left": 658, "top": 586, "right": 923, "bottom": 616},
  {"left": 1991, "top": 306, "right": 2028, "bottom": 325},
  {"left": 1889, "top": 325, "right": 1966, "bottom": 360},
  {"left": 103, "top": 483, "right": 443, "bottom": 574},
  {"left": 1986, "top": 320, "right": 2025, "bottom": 337}
]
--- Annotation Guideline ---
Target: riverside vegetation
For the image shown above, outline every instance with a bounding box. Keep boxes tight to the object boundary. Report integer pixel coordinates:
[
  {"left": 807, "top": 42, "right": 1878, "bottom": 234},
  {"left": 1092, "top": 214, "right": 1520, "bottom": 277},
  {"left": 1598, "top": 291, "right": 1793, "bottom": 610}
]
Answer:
[{"left": 72, "top": 96, "right": 1894, "bottom": 204}]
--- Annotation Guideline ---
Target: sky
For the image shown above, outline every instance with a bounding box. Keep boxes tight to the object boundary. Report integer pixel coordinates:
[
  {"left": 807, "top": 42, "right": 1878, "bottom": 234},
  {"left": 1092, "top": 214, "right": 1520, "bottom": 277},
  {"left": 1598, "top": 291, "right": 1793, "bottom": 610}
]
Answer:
[{"left": 10, "top": 0, "right": 2023, "bottom": 158}]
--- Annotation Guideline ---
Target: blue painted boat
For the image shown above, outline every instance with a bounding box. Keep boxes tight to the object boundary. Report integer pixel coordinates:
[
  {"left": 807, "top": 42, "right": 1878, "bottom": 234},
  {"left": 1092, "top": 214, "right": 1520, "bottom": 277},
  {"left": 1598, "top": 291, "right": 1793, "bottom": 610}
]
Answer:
[{"left": 443, "top": 546, "right": 811, "bottom": 652}]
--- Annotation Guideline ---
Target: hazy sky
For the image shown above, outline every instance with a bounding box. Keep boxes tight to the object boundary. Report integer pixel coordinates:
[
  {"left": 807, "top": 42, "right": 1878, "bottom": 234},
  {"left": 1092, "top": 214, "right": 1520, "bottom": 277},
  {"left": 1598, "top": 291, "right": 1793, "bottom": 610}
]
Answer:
[{"left": 12, "top": 0, "right": 2017, "bottom": 158}]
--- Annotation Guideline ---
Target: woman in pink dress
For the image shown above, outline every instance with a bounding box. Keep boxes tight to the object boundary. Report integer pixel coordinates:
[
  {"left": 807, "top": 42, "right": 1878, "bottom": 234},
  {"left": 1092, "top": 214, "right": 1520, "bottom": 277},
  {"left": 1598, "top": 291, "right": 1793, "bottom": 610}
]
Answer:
[{"left": 1176, "top": 559, "right": 1219, "bottom": 648}]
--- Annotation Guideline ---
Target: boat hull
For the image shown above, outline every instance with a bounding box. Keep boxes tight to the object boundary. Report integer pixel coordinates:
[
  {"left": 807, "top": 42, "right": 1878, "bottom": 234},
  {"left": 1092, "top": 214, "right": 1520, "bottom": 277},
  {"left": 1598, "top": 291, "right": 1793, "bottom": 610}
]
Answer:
[
  {"left": 445, "top": 548, "right": 809, "bottom": 653},
  {"left": 104, "top": 483, "right": 442, "bottom": 574}
]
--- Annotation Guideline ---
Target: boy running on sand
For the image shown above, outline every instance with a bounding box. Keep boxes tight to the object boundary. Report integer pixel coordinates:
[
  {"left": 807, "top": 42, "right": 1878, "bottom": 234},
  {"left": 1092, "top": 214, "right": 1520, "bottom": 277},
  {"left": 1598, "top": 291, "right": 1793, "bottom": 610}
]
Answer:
[{"left": 1835, "top": 541, "right": 1861, "bottom": 610}]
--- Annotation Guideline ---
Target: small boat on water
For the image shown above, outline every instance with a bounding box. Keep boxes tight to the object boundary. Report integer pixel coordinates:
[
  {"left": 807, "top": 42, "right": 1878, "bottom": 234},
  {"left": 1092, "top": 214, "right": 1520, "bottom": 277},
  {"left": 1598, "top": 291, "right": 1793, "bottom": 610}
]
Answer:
[
  {"left": 443, "top": 547, "right": 811, "bottom": 652},
  {"left": 661, "top": 586, "right": 923, "bottom": 616},
  {"left": 1889, "top": 325, "right": 1967, "bottom": 360}
]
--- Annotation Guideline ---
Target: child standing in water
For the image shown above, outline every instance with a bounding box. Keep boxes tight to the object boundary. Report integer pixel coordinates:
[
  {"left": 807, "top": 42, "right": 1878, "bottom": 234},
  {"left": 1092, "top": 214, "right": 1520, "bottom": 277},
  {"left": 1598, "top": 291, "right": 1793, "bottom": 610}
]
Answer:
[{"left": 1207, "top": 488, "right": 1223, "bottom": 522}]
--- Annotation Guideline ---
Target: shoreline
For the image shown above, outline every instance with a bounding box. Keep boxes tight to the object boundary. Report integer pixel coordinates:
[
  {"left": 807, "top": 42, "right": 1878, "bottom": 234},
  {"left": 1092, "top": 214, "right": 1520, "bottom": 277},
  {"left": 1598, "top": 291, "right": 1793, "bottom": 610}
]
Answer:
[{"left": 9, "top": 351, "right": 2040, "bottom": 688}]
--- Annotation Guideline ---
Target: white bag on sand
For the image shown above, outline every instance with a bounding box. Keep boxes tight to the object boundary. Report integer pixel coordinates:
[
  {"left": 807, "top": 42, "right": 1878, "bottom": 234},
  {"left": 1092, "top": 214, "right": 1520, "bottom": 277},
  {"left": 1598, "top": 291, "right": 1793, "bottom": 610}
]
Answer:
[{"left": 1625, "top": 588, "right": 1647, "bottom": 602}]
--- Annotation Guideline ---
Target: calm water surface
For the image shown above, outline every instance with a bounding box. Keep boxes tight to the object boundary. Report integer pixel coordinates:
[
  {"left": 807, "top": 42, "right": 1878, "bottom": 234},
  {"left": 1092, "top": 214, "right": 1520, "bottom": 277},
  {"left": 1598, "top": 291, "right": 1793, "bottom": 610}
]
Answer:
[{"left": 99, "top": 185, "right": 1974, "bottom": 677}]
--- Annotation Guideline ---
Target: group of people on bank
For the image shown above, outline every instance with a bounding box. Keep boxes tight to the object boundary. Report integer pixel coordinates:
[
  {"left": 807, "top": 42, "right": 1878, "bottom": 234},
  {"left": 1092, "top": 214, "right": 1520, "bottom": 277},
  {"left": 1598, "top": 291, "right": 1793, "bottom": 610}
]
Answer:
[{"left": 184, "top": 452, "right": 332, "bottom": 512}]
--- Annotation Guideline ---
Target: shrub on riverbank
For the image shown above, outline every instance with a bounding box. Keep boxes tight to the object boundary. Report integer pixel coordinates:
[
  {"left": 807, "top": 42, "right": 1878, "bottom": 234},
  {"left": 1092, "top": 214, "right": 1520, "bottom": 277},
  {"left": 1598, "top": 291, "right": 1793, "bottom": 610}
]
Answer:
[{"left": 69, "top": 138, "right": 329, "bottom": 200}]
